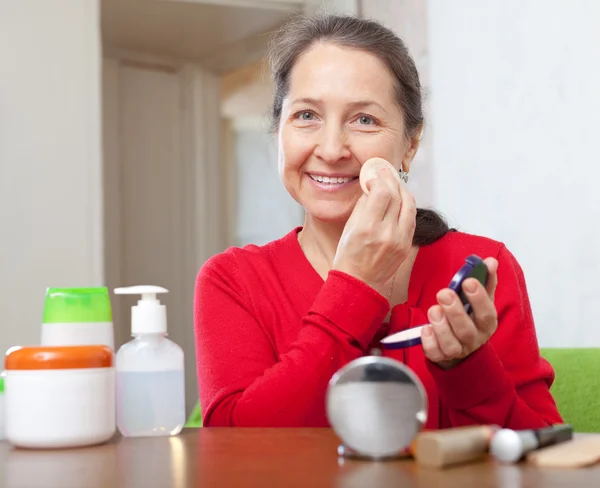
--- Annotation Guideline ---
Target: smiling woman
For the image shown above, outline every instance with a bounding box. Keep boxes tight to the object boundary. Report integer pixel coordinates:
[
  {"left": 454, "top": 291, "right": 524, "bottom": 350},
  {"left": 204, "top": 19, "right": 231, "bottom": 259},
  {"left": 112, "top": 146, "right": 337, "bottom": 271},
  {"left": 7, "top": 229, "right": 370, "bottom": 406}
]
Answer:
[{"left": 193, "top": 14, "right": 562, "bottom": 431}]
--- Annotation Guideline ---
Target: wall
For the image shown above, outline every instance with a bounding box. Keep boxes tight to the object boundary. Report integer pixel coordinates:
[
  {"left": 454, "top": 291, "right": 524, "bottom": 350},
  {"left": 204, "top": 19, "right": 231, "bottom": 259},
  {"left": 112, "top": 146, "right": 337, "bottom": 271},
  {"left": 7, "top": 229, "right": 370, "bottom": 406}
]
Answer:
[
  {"left": 428, "top": 0, "right": 600, "bottom": 347},
  {"left": 221, "top": 62, "right": 304, "bottom": 247},
  {"left": 221, "top": 60, "right": 273, "bottom": 120},
  {"left": 304, "top": 0, "right": 359, "bottom": 15},
  {"left": 0, "top": 0, "right": 103, "bottom": 359},
  {"left": 231, "top": 118, "right": 305, "bottom": 246}
]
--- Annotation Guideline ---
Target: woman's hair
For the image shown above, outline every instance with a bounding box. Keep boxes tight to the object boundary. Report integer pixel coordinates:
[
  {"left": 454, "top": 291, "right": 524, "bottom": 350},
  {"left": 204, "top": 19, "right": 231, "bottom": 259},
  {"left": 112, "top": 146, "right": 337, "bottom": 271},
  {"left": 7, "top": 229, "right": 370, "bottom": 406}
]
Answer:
[{"left": 267, "top": 14, "right": 453, "bottom": 246}]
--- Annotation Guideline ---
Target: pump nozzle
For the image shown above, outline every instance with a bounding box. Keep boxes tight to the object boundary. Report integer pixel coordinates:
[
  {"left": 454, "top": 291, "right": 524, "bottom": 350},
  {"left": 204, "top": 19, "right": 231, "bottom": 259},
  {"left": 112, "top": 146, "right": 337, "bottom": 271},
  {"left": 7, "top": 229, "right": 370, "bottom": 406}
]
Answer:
[
  {"left": 114, "top": 286, "right": 168, "bottom": 303},
  {"left": 114, "top": 285, "right": 169, "bottom": 335}
]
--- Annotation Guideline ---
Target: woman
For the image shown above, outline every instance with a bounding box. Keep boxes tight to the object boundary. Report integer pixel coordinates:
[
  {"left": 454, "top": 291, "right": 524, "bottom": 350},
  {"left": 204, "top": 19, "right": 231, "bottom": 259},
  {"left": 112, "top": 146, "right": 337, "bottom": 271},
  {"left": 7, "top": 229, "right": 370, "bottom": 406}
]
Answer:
[{"left": 194, "top": 14, "right": 562, "bottom": 429}]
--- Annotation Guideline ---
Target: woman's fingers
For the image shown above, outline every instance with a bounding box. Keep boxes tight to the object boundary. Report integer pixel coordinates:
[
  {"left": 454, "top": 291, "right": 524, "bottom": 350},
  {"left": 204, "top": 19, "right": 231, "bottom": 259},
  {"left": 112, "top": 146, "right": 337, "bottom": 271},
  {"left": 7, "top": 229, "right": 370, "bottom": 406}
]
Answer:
[
  {"left": 436, "top": 289, "right": 478, "bottom": 348},
  {"left": 381, "top": 170, "right": 402, "bottom": 223},
  {"left": 428, "top": 304, "right": 464, "bottom": 359},
  {"left": 364, "top": 168, "right": 402, "bottom": 221},
  {"left": 421, "top": 324, "right": 446, "bottom": 364},
  {"left": 460, "top": 278, "right": 498, "bottom": 337},
  {"left": 364, "top": 177, "right": 393, "bottom": 220},
  {"left": 482, "top": 257, "right": 499, "bottom": 300}
]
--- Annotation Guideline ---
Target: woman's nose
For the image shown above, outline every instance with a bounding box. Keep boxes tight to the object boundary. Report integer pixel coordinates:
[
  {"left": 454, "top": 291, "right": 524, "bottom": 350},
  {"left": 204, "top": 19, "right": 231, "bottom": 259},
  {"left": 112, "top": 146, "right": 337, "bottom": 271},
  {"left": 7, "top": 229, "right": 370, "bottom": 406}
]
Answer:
[{"left": 314, "top": 125, "right": 351, "bottom": 164}]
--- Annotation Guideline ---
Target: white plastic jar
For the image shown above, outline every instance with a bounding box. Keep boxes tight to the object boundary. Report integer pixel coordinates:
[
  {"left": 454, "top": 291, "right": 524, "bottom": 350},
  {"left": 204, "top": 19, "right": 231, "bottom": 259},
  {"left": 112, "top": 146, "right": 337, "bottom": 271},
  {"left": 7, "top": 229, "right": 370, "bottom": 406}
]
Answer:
[
  {"left": 4, "top": 345, "right": 115, "bottom": 449},
  {"left": 41, "top": 287, "right": 115, "bottom": 350}
]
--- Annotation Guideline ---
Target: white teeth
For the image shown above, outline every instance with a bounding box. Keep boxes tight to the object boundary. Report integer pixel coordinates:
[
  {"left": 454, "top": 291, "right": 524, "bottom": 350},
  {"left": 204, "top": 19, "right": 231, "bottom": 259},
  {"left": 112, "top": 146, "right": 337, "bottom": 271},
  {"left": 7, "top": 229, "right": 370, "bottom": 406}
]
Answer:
[{"left": 309, "top": 174, "right": 354, "bottom": 184}]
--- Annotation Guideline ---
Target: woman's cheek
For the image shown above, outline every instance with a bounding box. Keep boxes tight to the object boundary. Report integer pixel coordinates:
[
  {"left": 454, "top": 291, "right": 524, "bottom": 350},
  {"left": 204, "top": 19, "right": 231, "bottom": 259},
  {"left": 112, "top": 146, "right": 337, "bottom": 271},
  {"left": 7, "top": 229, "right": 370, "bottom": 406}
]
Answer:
[
  {"left": 350, "top": 133, "right": 404, "bottom": 167},
  {"left": 283, "top": 134, "right": 315, "bottom": 170}
]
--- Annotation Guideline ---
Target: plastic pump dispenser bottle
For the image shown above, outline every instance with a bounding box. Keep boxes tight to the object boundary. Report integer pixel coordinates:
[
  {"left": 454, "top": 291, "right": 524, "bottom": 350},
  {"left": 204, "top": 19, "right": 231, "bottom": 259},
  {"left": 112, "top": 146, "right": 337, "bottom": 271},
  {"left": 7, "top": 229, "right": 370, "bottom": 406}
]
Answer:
[{"left": 114, "top": 286, "right": 185, "bottom": 437}]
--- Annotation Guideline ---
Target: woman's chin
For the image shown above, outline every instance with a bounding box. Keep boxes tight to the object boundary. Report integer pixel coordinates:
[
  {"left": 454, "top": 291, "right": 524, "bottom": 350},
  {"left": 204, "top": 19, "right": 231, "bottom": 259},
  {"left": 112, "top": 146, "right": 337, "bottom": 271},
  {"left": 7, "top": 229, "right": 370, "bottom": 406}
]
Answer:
[{"left": 305, "top": 203, "right": 353, "bottom": 224}]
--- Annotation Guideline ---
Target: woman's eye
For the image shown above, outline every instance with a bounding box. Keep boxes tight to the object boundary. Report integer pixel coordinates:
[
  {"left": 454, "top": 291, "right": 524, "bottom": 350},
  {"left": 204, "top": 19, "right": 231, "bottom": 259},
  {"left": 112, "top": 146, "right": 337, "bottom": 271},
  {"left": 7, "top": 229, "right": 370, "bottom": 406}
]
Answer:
[
  {"left": 300, "top": 112, "right": 314, "bottom": 121},
  {"left": 358, "top": 115, "right": 374, "bottom": 125}
]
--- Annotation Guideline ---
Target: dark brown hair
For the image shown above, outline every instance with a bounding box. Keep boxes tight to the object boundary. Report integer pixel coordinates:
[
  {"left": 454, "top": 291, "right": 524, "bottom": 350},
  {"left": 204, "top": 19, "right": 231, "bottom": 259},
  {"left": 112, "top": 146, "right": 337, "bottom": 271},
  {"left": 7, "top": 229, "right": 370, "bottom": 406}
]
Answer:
[{"left": 267, "top": 14, "right": 453, "bottom": 246}]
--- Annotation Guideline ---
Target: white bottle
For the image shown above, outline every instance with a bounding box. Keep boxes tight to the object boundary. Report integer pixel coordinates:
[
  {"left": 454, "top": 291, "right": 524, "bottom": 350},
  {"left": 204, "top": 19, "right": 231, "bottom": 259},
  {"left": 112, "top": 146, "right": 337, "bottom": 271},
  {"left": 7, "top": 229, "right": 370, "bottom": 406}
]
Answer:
[{"left": 114, "top": 286, "right": 185, "bottom": 437}]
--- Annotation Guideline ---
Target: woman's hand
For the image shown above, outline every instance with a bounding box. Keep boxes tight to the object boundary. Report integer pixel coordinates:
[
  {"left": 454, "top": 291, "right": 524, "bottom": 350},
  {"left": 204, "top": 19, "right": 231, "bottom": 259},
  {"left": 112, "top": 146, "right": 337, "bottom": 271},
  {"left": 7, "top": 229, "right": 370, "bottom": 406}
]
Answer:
[
  {"left": 332, "top": 168, "right": 416, "bottom": 296},
  {"left": 422, "top": 257, "right": 499, "bottom": 369}
]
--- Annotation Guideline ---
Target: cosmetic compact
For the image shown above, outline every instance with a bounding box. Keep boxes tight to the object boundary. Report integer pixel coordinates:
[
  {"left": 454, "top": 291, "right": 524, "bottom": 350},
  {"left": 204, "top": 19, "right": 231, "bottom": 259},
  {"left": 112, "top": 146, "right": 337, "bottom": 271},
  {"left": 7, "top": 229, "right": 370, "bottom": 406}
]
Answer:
[
  {"left": 326, "top": 356, "right": 427, "bottom": 460},
  {"left": 380, "top": 255, "right": 489, "bottom": 350}
]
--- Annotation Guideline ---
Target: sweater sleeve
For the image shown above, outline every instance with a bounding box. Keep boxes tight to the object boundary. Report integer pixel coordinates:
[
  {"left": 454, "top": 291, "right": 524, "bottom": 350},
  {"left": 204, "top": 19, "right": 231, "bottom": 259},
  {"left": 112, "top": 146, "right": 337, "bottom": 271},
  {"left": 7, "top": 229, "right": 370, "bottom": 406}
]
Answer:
[
  {"left": 426, "top": 245, "right": 563, "bottom": 429},
  {"left": 194, "top": 252, "right": 389, "bottom": 427}
]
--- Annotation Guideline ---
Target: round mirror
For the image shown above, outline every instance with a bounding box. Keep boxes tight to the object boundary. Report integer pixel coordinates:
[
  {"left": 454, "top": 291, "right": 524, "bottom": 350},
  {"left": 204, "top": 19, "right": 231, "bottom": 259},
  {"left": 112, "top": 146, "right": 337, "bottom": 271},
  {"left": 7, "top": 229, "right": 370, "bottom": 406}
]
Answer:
[{"left": 326, "top": 356, "right": 427, "bottom": 459}]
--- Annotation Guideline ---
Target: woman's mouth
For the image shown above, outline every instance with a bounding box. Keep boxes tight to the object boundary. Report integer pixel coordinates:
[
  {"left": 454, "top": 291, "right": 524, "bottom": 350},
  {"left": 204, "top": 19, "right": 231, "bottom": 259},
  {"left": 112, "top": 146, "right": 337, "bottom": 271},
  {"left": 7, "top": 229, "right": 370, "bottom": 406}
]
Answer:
[{"left": 307, "top": 174, "right": 358, "bottom": 188}]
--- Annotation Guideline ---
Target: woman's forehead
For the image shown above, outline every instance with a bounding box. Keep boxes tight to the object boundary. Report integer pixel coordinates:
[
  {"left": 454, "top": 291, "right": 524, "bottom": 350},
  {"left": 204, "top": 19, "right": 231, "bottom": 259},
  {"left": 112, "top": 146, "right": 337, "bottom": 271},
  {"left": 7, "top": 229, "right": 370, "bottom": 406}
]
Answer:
[{"left": 288, "top": 43, "right": 396, "bottom": 105}]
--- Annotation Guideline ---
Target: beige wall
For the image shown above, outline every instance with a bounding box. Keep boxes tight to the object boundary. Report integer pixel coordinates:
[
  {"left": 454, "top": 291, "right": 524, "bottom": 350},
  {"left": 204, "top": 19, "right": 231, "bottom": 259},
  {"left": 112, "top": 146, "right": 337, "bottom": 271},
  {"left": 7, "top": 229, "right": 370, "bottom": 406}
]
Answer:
[{"left": 0, "top": 0, "right": 103, "bottom": 361}]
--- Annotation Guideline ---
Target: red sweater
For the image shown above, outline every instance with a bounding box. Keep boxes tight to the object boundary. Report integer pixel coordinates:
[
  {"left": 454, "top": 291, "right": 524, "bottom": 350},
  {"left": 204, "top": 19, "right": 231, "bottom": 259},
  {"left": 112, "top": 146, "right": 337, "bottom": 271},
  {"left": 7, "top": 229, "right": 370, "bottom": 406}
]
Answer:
[{"left": 194, "top": 228, "right": 562, "bottom": 429}]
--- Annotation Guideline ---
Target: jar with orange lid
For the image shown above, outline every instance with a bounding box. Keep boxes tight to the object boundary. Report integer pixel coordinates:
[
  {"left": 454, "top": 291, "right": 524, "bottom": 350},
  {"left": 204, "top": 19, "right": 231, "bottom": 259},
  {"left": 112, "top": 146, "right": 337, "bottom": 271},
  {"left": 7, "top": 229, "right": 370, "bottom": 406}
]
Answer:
[{"left": 4, "top": 345, "right": 115, "bottom": 448}]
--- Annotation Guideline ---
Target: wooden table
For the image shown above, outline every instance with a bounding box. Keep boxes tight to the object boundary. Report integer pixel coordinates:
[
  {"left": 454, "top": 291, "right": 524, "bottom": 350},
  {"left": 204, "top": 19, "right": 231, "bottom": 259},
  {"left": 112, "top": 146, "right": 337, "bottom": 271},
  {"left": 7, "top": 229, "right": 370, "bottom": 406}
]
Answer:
[{"left": 1, "top": 428, "right": 599, "bottom": 487}]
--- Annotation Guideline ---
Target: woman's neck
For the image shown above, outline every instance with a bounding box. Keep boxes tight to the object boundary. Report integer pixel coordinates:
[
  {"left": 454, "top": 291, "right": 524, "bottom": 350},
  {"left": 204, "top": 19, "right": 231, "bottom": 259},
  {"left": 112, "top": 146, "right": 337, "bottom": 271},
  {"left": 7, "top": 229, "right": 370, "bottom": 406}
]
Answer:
[{"left": 298, "top": 214, "right": 345, "bottom": 274}]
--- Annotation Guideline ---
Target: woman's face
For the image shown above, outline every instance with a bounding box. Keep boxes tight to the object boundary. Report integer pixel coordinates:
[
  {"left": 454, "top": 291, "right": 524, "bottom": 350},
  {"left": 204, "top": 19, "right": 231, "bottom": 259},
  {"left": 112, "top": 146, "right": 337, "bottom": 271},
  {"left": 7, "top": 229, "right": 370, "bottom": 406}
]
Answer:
[{"left": 277, "top": 42, "right": 419, "bottom": 223}]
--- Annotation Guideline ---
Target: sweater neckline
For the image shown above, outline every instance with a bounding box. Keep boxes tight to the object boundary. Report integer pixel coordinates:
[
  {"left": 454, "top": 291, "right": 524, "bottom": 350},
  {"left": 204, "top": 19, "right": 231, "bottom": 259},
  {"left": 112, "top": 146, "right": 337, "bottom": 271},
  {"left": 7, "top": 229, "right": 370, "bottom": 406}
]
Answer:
[{"left": 282, "top": 226, "right": 430, "bottom": 311}]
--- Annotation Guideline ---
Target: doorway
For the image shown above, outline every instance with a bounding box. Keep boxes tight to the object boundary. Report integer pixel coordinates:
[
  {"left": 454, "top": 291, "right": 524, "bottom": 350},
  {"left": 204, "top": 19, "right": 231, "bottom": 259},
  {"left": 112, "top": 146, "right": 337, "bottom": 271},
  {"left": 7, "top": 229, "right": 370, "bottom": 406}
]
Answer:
[{"left": 101, "top": 0, "right": 303, "bottom": 414}]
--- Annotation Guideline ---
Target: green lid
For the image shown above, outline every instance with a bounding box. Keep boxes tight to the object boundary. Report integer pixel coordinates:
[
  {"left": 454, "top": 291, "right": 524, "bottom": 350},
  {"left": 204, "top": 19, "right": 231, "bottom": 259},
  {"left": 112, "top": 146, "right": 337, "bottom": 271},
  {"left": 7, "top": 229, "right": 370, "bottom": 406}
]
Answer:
[{"left": 43, "top": 287, "right": 113, "bottom": 324}]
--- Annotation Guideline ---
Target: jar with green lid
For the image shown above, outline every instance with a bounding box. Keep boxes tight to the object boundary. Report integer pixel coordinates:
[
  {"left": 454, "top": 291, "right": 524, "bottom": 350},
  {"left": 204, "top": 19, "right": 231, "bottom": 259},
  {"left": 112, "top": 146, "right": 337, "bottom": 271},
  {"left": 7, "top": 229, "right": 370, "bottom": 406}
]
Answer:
[{"left": 41, "top": 287, "right": 114, "bottom": 350}]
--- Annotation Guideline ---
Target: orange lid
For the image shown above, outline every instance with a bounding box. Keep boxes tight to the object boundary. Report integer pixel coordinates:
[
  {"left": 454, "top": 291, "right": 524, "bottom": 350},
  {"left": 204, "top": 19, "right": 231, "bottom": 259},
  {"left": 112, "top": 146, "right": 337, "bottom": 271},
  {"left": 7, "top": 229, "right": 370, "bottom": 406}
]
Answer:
[{"left": 5, "top": 345, "right": 113, "bottom": 370}]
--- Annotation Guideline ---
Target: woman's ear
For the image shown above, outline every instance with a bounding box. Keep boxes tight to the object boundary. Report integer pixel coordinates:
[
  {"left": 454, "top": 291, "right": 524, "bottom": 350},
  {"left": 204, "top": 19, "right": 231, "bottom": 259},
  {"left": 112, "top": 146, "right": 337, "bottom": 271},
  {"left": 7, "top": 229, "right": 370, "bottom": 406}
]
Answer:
[{"left": 401, "top": 125, "right": 423, "bottom": 173}]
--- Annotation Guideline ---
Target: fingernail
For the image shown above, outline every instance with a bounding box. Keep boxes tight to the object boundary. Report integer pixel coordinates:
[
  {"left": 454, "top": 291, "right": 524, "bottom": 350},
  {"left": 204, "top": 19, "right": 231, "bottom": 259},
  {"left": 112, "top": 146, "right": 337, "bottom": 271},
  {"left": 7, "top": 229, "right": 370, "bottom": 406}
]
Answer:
[
  {"left": 438, "top": 291, "right": 453, "bottom": 306},
  {"left": 463, "top": 279, "right": 477, "bottom": 294},
  {"left": 429, "top": 307, "right": 443, "bottom": 323}
]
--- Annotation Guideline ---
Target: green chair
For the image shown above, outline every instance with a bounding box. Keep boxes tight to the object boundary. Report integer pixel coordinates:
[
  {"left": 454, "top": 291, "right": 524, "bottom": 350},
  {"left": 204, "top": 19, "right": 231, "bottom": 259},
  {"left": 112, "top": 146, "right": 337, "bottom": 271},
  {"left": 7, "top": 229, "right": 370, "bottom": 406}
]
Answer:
[
  {"left": 183, "top": 349, "right": 600, "bottom": 432},
  {"left": 540, "top": 348, "right": 600, "bottom": 433},
  {"left": 185, "top": 401, "right": 203, "bottom": 428}
]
